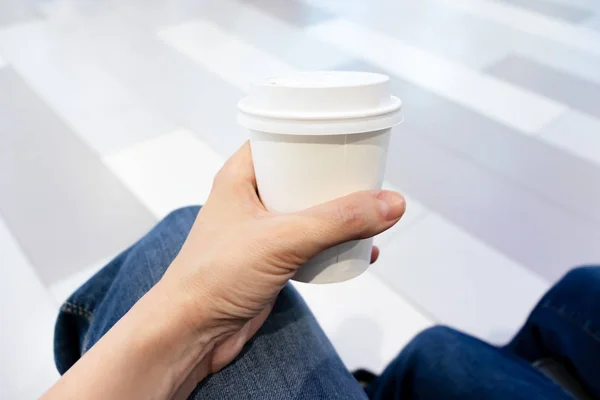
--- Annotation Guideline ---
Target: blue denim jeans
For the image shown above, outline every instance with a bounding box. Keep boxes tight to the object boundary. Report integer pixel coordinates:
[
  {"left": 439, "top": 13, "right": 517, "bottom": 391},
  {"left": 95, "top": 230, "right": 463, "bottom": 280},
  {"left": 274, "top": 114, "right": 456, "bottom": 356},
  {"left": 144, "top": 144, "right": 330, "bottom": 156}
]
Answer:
[{"left": 54, "top": 206, "right": 600, "bottom": 399}]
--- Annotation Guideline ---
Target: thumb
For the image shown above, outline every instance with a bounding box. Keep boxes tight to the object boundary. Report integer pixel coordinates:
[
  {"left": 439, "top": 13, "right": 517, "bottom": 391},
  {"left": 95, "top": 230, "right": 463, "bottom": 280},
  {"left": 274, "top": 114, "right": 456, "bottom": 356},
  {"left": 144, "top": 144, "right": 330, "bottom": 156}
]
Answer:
[{"left": 281, "top": 190, "right": 405, "bottom": 260}]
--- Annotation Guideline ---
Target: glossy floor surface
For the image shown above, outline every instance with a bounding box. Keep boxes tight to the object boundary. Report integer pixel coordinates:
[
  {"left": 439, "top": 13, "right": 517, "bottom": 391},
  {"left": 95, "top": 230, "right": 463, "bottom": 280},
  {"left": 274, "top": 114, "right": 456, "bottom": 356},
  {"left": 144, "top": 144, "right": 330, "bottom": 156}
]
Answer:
[{"left": 1, "top": 0, "right": 600, "bottom": 397}]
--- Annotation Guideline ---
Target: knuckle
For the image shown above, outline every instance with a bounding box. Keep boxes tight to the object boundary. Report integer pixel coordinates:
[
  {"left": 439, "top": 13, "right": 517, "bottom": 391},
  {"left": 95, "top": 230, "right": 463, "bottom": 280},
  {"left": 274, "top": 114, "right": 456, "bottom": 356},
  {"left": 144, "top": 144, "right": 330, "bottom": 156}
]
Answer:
[{"left": 337, "top": 202, "right": 369, "bottom": 233}]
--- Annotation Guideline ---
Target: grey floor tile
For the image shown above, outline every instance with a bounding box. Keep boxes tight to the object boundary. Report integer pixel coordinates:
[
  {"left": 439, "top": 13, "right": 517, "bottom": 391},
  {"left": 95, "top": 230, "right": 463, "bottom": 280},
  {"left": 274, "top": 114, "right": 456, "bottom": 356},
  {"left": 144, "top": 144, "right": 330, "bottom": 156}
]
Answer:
[
  {"left": 475, "top": 7, "right": 600, "bottom": 84},
  {"left": 513, "top": 39, "right": 600, "bottom": 87},
  {"left": 486, "top": 55, "right": 600, "bottom": 119},
  {"left": 0, "top": 68, "right": 157, "bottom": 285},
  {"left": 0, "top": 0, "right": 39, "bottom": 27},
  {"left": 546, "top": 0, "right": 600, "bottom": 11},
  {"left": 540, "top": 110, "right": 600, "bottom": 168},
  {"left": 63, "top": 11, "right": 247, "bottom": 157},
  {"left": 385, "top": 129, "right": 600, "bottom": 282},
  {"left": 337, "top": 60, "right": 600, "bottom": 280},
  {"left": 241, "top": 0, "right": 335, "bottom": 27},
  {"left": 498, "top": 0, "right": 592, "bottom": 22},
  {"left": 584, "top": 14, "right": 600, "bottom": 32}
]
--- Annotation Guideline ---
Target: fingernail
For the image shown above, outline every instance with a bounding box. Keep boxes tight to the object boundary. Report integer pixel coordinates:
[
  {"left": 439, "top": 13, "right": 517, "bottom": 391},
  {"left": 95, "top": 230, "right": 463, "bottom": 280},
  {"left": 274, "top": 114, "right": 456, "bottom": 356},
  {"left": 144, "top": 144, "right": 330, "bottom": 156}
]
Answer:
[{"left": 377, "top": 191, "right": 405, "bottom": 221}]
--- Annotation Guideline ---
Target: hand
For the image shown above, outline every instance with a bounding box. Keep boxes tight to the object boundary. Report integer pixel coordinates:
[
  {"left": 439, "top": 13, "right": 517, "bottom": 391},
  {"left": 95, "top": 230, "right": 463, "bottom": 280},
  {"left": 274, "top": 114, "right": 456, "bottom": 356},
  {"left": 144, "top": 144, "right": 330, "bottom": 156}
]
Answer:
[
  {"left": 42, "top": 142, "right": 405, "bottom": 400},
  {"left": 161, "top": 142, "right": 405, "bottom": 383}
]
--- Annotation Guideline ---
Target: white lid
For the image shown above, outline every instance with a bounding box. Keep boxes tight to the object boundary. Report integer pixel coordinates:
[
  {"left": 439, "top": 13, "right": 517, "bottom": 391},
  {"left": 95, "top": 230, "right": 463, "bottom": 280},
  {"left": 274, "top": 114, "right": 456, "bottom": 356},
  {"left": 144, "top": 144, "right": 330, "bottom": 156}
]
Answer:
[{"left": 238, "top": 71, "right": 402, "bottom": 135}]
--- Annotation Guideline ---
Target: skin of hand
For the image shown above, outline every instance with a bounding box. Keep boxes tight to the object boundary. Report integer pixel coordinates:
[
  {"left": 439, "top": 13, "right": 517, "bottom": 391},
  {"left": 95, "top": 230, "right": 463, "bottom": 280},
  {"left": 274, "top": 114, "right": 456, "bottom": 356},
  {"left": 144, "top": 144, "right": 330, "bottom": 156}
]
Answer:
[{"left": 43, "top": 142, "right": 405, "bottom": 400}]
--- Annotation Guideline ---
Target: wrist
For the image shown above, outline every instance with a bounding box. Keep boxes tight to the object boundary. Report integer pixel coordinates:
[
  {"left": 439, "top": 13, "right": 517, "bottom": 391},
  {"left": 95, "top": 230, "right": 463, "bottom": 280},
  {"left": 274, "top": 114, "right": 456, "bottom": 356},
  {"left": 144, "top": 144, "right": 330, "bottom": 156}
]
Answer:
[
  {"left": 127, "top": 279, "right": 224, "bottom": 396},
  {"left": 46, "top": 275, "right": 226, "bottom": 400}
]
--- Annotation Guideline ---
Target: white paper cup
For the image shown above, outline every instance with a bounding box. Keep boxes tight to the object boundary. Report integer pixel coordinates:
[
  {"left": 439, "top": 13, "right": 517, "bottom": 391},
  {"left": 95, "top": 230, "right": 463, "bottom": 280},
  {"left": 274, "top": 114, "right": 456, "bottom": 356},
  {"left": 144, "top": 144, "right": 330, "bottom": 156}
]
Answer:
[{"left": 238, "top": 71, "right": 402, "bottom": 284}]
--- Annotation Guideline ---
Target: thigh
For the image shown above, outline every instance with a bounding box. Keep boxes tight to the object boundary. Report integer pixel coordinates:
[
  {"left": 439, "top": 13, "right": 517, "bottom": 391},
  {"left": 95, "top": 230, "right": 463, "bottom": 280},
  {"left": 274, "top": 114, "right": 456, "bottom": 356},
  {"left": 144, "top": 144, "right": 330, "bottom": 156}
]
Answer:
[
  {"left": 54, "top": 206, "right": 366, "bottom": 400},
  {"left": 367, "top": 326, "right": 573, "bottom": 400},
  {"left": 190, "top": 286, "right": 366, "bottom": 399}
]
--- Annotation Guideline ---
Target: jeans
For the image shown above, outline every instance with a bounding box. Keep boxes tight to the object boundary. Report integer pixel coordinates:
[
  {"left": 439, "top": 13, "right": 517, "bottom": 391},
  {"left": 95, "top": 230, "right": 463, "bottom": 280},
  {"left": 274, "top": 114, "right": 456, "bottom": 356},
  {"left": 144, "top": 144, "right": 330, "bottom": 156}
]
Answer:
[{"left": 54, "top": 206, "right": 600, "bottom": 399}]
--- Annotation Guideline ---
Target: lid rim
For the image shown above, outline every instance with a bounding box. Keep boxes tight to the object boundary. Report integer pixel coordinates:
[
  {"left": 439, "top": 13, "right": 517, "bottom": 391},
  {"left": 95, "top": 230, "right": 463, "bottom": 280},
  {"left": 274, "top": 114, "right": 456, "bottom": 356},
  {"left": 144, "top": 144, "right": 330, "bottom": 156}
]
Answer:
[
  {"left": 238, "top": 110, "right": 404, "bottom": 135},
  {"left": 238, "top": 96, "right": 402, "bottom": 122}
]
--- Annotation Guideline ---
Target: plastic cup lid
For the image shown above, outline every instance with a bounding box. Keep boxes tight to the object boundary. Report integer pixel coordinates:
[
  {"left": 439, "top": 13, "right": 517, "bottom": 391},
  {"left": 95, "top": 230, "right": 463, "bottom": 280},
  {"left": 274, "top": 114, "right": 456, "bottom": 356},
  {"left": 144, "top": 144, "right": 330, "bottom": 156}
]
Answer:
[{"left": 238, "top": 71, "right": 402, "bottom": 135}]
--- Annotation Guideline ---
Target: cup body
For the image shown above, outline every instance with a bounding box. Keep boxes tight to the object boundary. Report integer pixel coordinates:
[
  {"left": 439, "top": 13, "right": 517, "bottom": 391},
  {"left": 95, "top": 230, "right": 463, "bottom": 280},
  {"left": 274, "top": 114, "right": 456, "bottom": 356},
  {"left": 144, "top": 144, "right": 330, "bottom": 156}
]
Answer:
[{"left": 249, "top": 128, "right": 391, "bottom": 283}]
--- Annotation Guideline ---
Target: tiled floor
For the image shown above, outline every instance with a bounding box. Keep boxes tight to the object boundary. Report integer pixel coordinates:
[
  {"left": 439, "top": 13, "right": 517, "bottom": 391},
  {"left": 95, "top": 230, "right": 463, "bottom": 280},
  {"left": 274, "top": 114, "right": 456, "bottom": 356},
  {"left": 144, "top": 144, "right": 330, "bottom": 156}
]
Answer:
[{"left": 1, "top": 0, "right": 600, "bottom": 397}]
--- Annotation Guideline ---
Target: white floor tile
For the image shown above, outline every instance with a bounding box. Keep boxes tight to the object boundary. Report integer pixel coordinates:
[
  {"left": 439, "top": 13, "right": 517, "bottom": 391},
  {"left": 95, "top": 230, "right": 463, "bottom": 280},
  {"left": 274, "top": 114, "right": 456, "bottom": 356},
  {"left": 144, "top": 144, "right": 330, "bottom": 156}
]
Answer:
[
  {"left": 442, "top": 0, "right": 600, "bottom": 57},
  {"left": 103, "top": 129, "right": 225, "bottom": 219},
  {"left": 372, "top": 213, "right": 550, "bottom": 344},
  {"left": 158, "top": 19, "right": 296, "bottom": 92},
  {"left": 0, "top": 20, "right": 175, "bottom": 155},
  {"left": 146, "top": 0, "right": 351, "bottom": 71},
  {"left": 307, "top": 19, "right": 566, "bottom": 133},
  {"left": 539, "top": 110, "right": 600, "bottom": 168},
  {"left": 0, "top": 218, "right": 59, "bottom": 398},
  {"left": 293, "top": 271, "right": 433, "bottom": 373},
  {"left": 48, "top": 257, "right": 111, "bottom": 307}
]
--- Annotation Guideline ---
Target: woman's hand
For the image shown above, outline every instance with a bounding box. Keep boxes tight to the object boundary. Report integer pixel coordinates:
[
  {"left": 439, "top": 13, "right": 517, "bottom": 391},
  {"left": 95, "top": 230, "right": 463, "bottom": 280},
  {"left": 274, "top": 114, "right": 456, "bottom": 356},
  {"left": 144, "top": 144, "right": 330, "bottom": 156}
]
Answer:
[{"left": 161, "top": 142, "right": 405, "bottom": 391}]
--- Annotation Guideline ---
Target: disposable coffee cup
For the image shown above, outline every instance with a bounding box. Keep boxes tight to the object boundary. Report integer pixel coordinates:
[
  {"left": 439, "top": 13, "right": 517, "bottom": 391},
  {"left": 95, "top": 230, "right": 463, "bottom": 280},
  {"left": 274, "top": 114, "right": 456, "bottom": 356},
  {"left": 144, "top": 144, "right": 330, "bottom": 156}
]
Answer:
[{"left": 238, "top": 71, "right": 402, "bottom": 284}]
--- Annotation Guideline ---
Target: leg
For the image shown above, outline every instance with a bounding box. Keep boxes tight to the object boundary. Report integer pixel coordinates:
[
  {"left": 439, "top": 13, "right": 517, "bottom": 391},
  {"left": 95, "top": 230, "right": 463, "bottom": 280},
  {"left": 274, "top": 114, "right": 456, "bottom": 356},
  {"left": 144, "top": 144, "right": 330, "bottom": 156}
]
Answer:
[
  {"left": 54, "top": 206, "right": 366, "bottom": 399},
  {"left": 365, "top": 326, "right": 572, "bottom": 400},
  {"left": 189, "top": 286, "right": 365, "bottom": 399},
  {"left": 506, "top": 266, "right": 600, "bottom": 397}
]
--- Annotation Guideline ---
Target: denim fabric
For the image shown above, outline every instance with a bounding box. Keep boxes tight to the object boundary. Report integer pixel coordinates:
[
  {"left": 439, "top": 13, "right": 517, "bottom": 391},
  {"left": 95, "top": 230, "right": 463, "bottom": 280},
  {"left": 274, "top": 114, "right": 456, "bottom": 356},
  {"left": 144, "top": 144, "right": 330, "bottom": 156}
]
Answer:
[
  {"left": 54, "top": 205, "right": 600, "bottom": 399},
  {"left": 54, "top": 206, "right": 367, "bottom": 399},
  {"left": 506, "top": 266, "right": 600, "bottom": 397},
  {"left": 365, "top": 267, "right": 600, "bottom": 400},
  {"left": 365, "top": 326, "right": 574, "bottom": 399}
]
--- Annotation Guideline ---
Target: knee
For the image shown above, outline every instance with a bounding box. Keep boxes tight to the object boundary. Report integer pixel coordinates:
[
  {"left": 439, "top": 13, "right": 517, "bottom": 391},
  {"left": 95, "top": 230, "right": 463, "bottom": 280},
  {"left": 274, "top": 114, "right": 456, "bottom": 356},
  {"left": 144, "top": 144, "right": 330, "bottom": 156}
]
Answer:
[
  {"left": 399, "top": 326, "right": 495, "bottom": 376},
  {"left": 410, "top": 326, "right": 464, "bottom": 346},
  {"left": 562, "top": 266, "right": 600, "bottom": 286},
  {"left": 535, "top": 266, "right": 600, "bottom": 318},
  {"left": 551, "top": 266, "right": 600, "bottom": 300},
  {"left": 387, "top": 326, "right": 473, "bottom": 383},
  {"left": 403, "top": 326, "right": 466, "bottom": 363}
]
